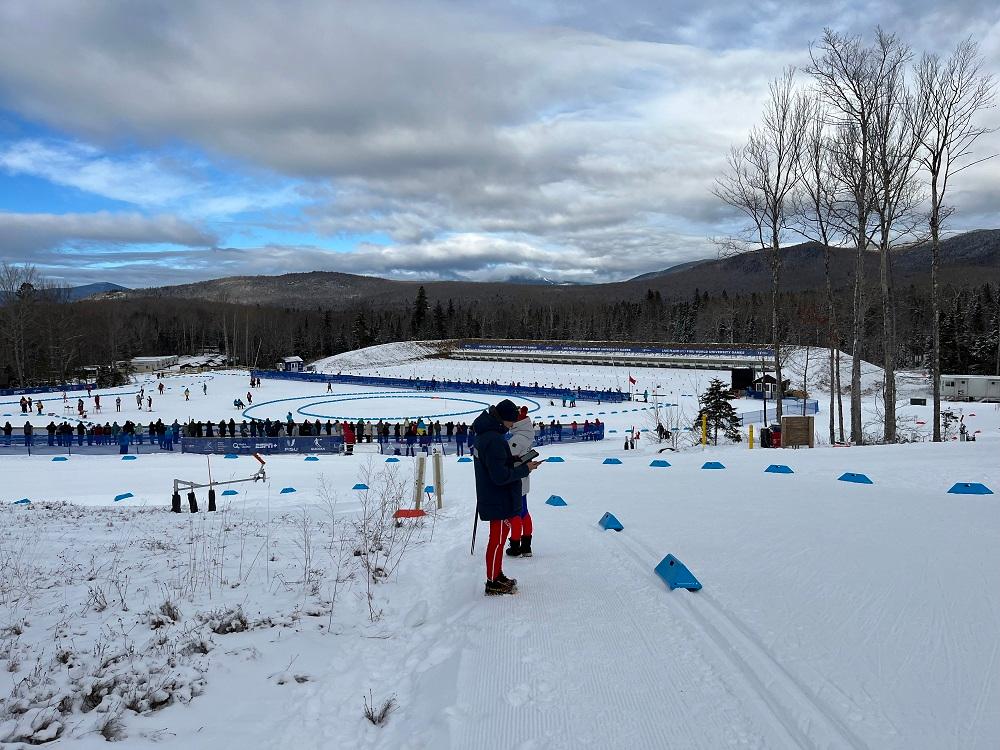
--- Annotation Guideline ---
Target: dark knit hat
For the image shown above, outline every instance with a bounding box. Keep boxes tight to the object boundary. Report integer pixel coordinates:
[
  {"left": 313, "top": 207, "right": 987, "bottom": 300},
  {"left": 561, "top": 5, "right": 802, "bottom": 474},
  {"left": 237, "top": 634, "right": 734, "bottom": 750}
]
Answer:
[{"left": 495, "top": 399, "right": 519, "bottom": 422}]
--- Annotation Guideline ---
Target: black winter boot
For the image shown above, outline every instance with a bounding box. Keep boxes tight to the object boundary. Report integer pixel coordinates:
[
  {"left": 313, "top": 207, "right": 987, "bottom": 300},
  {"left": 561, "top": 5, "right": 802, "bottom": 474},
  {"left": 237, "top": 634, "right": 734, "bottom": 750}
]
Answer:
[
  {"left": 485, "top": 575, "right": 516, "bottom": 596},
  {"left": 521, "top": 534, "right": 532, "bottom": 557},
  {"left": 505, "top": 538, "right": 522, "bottom": 557}
]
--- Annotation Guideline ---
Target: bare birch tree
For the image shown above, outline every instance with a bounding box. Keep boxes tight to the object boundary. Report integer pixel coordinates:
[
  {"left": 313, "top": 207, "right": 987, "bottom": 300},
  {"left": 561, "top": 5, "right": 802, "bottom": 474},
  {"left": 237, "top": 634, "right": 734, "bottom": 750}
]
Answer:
[
  {"left": 808, "top": 29, "right": 885, "bottom": 444},
  {"left": 916, "top": 39, "right": 996, "bottom": 441},
  {"left": 795, "top": 97, "right": 846, "bottom": 442},
  {"left": 714, "top": 68, "right": 809, "bottom": 423},
  {"left": 868, "top": 29, "right": 928, "bottom": 443}
]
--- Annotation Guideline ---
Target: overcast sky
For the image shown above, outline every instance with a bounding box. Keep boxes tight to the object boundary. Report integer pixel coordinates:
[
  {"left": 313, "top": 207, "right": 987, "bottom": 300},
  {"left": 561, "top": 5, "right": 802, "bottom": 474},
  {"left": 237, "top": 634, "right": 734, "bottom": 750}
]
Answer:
[{"left": 1, "top": 0, "right": 998, "bottom": 287}]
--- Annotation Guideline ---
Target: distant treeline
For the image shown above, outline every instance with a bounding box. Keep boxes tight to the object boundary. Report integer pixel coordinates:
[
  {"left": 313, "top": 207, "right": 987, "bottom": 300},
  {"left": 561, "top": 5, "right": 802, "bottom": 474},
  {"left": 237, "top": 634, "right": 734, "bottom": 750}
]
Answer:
[{"left": 2, "top": 267, "right": 998, "bottom": 388}]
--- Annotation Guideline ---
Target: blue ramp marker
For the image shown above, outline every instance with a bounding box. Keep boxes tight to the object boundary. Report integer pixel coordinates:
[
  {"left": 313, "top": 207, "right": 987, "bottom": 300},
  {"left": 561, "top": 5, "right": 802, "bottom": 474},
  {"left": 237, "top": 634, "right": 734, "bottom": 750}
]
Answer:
[
  {"left": 304, "top": 456, "right": 319, "bottom": 461},
  {"left": 51, "top": 456, "right": 68, "bottom": 462},
  {"left": 114, "top": 492, "right": 134, "bottom": 502},
  {"left": 948, "top": 482, "right": 993, "bottom": 495},
  {"left": 545, "top": 495, "right": 567, "bottom": 506},
  {"left": 221, "top": 489, "right": 239, "bottom": 496},
  {"left": 838, "top": 472, "right": 873, "bottom": 484},
  {"left": 598, "top": 512, "right": 624, "bottom": 531},
  {"left": 352, "top": 483, "right": 369, "bottom": 491},
  {"left": 654, "top": 554, "right": 702, "bottom": 591},
  {"left": 385, "top": 456, "right": 400, "bottom": 462},
  {"left": 546, "top": 456, "right": 564, "bottom": 463},
  {"left": 13, "top": 498, "right": 30, "bottom": 505},
  {"left": 121, "top": 455, "right": 137, "bottom": 461},
  {"left": 224, "top": 454, "right": 239, "bottom": 459},
  {"left": 702, "top": 461, "right": 725, "bottom": 470},
  {"left": 765, "top": 464, "right": 794, "bottom": 474},
  {"left": 279, "top": 487, "right": 297, "bottom": 494},
  {"left": 649, "top": 459, "right": 671, "bottom": 468},
  {"left": 457, "top": 456, "right": 472, "bottom": 463},
  {"left": 609, "top": 429, "right": 618, "bottom": 434},
  {"left": 603, "top": 458, "right": 622, "bottom": 465}
]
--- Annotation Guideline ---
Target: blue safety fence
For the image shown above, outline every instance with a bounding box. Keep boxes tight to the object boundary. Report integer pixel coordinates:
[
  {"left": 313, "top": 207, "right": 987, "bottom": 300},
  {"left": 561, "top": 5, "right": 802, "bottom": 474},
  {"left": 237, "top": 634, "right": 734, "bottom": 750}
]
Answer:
[
  {"left": 252, "top": 369, "right": 629, "bottom": 404},
  {"left": 0, "top": 382, "right": 96, "bottom": 398},
  {"left": 739, "top": 399, "right": 819, "bottom": 426},
  {"left": 0, "top": 429, "right": 177, "bottom": 456}
]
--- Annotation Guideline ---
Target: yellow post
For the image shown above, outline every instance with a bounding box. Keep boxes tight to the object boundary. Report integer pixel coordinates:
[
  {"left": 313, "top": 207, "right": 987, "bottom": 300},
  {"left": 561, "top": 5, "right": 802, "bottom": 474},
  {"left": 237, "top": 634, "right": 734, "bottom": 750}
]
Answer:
[
  {"left": 701, "top": 413, "right": 707, "bottom": 446},
  {"left": 749, "top": 424, "right": 754, "bottom": 449}
]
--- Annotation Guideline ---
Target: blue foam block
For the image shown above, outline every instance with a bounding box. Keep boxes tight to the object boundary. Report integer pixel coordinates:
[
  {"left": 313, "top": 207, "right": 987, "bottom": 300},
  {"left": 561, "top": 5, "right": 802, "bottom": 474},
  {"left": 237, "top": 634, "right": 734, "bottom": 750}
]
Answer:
[
  {"left": 765, "top": 464, "right": 794, "bottom": 474},
  {"left": 13, "top": 498, "right": 30, "bottom": 505},
  {"left": 649, "top": 459, "right": 671, "bottom": 468},
  {"left": 121, "top": 455, "right": 137, "bottom": 460},
  {"left": 224, "top": 454, "right": 239, "bottom": 459},
  {"left": 457, "top": 456, "right": 472, "bottom": 462},
  {"left": 702, "top": 461, "right": 725, "bottom": 470},
  {"left": 603, "top": 458, "right": 622, "bottom": 465},
  {"left": 545, "top": 495, "right": 567, "bottom": 506},
  {"left": 279, "top": 487, "right": 297, "bottom": 494},
  {"left": 51, "top": 456, "right": 68, "bottom": 462},
  {"left": 654, "top": 554, "right": 702, "bottom": 591},
  {"left": 385, "top": 456, "right": 400, "bottom": 462},
  {"left": 598, "top": 512, "right": 624, "bottom": 531},
  {"left": 948, "top": 482, "right": 993, "bottom": 495},
  {"left": 546, "top": 456, "right": 564, "bottom": 462},
  {"left": 222, "top": 489, "right": 239, "bottom": 496},
  {"left": 352, "top": 483, "right": 369, "bottom": 490},
  {"left": 838, "top": 472, "right": 873, "bottom": 484},
  {"left": 304, "top": 456, "right": 319, "bottom": 461},
  {"left": 114, "top": 492, "right": 134, "bottom": 502}
]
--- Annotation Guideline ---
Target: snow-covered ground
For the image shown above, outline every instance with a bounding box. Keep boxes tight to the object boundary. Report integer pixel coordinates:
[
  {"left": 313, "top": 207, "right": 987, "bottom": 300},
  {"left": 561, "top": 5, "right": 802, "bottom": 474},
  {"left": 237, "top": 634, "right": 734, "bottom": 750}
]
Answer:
[{"left": 2, "top": 353, "right": 999, "bottom": 748}]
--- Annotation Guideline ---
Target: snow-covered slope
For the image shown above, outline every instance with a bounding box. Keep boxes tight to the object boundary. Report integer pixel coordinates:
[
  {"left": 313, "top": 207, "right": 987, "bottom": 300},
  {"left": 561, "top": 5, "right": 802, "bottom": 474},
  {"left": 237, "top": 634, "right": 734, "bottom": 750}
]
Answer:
[{"left": 311, "top": 341, "right": 450, "bottom": 373}]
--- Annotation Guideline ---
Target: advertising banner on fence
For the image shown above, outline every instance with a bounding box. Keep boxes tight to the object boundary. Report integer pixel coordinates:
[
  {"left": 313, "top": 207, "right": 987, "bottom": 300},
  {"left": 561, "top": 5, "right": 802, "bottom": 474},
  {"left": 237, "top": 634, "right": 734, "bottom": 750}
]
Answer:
[{"left": 181, "top": 436, "right": 344, "bottom": 455}]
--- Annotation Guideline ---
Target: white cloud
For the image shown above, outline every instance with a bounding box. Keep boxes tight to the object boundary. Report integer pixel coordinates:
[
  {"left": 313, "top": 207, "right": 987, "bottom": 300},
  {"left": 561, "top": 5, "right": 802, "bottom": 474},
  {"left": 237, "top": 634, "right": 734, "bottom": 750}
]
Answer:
[{"left": 0, "top": 1, "right": 997, "bottom": 284}]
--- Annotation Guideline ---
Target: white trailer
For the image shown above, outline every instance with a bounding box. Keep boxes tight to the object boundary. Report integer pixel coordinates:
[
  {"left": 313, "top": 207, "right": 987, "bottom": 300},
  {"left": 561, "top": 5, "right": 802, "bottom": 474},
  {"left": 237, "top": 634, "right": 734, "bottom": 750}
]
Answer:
[{"left": 940, "top": 374, "right": 1000, "bottom": 402}]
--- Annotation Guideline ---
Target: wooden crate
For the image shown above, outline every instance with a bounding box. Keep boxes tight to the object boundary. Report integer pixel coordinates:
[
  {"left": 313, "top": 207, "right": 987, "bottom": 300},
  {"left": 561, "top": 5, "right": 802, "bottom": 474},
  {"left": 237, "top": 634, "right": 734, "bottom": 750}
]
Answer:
[{"left": 780, "top": 415, "right": 814, "bottom": 448}]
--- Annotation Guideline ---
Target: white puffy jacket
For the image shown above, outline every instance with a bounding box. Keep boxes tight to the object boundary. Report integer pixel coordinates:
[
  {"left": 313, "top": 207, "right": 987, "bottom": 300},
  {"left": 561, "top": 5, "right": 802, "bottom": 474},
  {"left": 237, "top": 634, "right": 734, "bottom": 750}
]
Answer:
[{"left": 507, "top": 417, "right": 535, "bottom": 495}]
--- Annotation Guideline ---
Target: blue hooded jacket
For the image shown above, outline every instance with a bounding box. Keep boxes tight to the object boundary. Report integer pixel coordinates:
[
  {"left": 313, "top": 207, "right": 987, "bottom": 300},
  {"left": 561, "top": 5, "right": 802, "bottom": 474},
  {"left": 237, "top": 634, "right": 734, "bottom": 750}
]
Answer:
[{"left": 472, "top": 408, "right": 530, "bottom": 521}]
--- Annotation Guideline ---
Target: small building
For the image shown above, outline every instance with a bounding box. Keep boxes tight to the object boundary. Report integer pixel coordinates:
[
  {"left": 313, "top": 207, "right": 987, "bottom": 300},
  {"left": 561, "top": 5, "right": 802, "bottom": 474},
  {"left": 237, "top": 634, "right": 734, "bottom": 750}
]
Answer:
[
  {"left": 747, "top": 374, "right": 790, "bottom": 399},
  {"left": 277, "top": 356, "right": 305, "bottom": 373},
  {"left": 130, "top": 355, "right": 179, "bottom": 373},
  {"left": 940, "top": 374, "right": 1000, "bottom": 402}
]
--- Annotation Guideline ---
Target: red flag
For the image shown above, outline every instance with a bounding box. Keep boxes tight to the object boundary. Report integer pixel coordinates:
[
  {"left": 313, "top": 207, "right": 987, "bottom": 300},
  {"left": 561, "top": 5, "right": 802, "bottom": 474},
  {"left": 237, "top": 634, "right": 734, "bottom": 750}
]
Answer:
[{"left": 628, "top": 375, "right": 636, "bottom": 385}]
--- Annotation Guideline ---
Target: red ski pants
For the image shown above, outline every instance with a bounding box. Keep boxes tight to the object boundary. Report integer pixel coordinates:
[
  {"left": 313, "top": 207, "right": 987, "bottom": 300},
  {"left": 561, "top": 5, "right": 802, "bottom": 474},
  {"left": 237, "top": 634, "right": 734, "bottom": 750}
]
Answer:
[
  {"left": 509, "top": 512, "right": 533, "bottom": 541},
  {"left": 485, "top": 519, "right": 510, "bottom": 581}
]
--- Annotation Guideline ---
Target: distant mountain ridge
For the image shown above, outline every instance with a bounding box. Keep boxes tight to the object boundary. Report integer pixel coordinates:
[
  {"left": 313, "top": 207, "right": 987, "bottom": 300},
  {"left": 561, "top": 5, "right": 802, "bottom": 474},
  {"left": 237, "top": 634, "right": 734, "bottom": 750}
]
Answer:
[
  {"left": 60, "top": 282, "right": 130, "bottom": 301},
  {"left": 98, "top": 230, "right": 1000, "bottom": 310}
]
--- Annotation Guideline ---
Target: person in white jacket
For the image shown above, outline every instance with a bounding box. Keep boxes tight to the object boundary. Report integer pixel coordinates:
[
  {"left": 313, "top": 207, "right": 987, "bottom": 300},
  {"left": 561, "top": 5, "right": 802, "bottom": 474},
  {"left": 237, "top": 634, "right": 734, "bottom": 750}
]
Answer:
[{"left": 506, "top": 406, "right": 535, "bottom": 557}]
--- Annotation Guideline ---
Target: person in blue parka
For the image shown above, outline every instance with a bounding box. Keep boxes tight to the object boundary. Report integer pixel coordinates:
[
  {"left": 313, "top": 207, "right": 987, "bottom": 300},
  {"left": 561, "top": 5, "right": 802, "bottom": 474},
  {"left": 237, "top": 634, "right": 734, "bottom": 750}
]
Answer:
[{"left": 473, "top": 399, "right": 541, "bottom": 596}]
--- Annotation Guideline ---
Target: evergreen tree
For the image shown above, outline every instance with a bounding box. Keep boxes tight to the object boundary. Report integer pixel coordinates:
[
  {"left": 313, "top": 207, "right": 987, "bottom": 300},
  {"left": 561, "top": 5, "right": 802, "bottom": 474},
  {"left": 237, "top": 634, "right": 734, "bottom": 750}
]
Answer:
[
  {"left": 433, "top": 301, "right": 447, "bottom": 339},
  {"left": 352, "top": 311, "right": 371, "bottom": 349},
  {"left": 693, "top": 378, "right": 742, "bottom": 445},
  {"left": 410, "top": 285, "right": 429, "bottom": 336}
]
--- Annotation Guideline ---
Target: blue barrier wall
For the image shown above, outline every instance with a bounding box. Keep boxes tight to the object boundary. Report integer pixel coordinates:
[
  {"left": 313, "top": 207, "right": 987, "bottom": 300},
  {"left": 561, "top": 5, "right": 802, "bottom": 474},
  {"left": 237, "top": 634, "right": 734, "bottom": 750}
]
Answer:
[
  {"left": 181, "top": 436, "right": 345, "bottom": 455},
  {"left": 253, "top": 369, "right": 628, "bottom": 403},
  {"left": 0, "top": 382, "right": 96, "bottom": 397},
  {"left": 180, "top": 425, "right": 604, "bottom": 455}
]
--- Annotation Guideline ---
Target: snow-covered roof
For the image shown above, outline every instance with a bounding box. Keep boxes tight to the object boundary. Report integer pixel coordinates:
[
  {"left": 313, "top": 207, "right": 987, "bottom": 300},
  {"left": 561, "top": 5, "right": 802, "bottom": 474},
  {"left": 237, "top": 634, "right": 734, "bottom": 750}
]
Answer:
[{"left": 282, "top": 356, "right": 304, "bottom": 363}]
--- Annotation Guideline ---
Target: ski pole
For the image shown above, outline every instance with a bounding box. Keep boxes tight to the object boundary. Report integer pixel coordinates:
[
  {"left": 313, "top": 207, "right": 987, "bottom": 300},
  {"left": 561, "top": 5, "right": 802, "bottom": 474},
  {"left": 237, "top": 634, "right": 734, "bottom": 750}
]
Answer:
[{"left": 471, "top": 510, "right": 479, "bottom": 555}]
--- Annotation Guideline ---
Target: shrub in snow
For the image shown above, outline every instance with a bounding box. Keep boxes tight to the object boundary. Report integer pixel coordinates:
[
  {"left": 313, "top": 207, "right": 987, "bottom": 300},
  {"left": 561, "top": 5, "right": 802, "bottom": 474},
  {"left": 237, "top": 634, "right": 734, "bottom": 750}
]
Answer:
[{"left": 198, "top": 605, "right": 249, "bottom": 634}]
